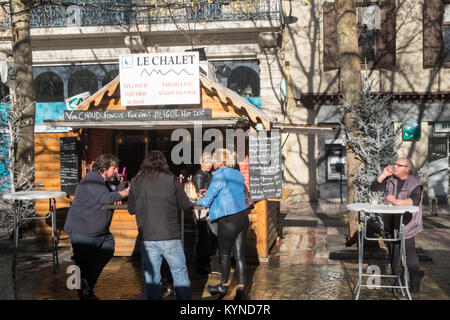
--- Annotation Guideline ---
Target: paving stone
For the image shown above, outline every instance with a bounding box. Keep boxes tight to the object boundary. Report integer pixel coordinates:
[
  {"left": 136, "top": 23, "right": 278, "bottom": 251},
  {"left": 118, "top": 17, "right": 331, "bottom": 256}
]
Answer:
[{"left": 0, "top": 201, "right": 449, "bottom": 300}]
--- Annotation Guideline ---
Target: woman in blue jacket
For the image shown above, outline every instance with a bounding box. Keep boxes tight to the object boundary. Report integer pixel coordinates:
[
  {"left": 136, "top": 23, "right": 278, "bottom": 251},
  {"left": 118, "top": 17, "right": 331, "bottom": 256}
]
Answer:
[{"left": 197, "top": 148, "right": 249, "bottom": 300}]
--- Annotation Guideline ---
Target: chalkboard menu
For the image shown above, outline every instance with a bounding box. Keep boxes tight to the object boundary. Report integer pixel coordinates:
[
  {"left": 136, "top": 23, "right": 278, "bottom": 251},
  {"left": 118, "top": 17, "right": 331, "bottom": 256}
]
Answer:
[
  {"left": 249, "top": 131, "right": 283, "bottom": 201},
  {"left": 60, "top": 137, "right": 79, "bottom": 195}
]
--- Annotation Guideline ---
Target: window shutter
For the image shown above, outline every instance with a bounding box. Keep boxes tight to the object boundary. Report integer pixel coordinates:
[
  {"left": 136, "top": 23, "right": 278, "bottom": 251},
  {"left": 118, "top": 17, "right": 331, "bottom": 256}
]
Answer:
[
  {"left": 323, "top": 2, "right": 339, "bottom": 71},
  {"left": 423, "top": 0, "right": 444, "bottom": 68},
  {"left": 377, "top": 0, "right": 396, "bottom": 69}
]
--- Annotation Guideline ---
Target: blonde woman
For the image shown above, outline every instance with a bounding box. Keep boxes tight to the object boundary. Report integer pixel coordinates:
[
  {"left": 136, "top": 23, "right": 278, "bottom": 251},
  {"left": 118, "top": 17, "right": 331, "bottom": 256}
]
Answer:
[{"left": 197, "top": 148, "right": 249, "bottom": 300}]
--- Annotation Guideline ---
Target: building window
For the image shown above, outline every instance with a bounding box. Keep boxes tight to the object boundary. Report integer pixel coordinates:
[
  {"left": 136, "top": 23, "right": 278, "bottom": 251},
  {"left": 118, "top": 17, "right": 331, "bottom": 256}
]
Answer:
[
  {"left": 444, "top": 4, "right": 450, "bottom": 63},
  {"left": 323, "top": 0, "right": 395, "bottom": 70},
  {"left": 227, "top": 66, "right": 260, "bottom": 97},
  {"left": 68, "top": 70, "right": 98, "bottom": 98},
  {"left": 212, "top": 60, "right": 261, "bottom": 107},
  {"left": 356, "top": 4, "right": 380, "bottom": 65},
  {"left": 35, "top": 72, "right": 64, "bottom": 102},
  {"left": 103, "top": 69, "right": 119, "bottom": 86}
]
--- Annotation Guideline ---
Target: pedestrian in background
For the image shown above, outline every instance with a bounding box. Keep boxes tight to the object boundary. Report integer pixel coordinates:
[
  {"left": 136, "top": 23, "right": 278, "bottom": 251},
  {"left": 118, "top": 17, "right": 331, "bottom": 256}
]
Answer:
[
  {"left": 197, "top": 148, "right": 249, "bottom": 300},
  {"left": 128, "top": 150, "right": 192, "bottom": 300},
  {"left": 64, "top": 154, "right": 130, "bottom": 300},
  {"left": 193, "top": 152, "right": 220, "bottom": 274}
]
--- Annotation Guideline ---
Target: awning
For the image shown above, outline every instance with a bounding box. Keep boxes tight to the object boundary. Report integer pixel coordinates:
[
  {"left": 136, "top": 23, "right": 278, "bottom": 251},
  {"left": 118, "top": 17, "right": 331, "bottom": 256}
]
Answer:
[{"left": 272, "top": 123, "right": 337, "bottom": 134}]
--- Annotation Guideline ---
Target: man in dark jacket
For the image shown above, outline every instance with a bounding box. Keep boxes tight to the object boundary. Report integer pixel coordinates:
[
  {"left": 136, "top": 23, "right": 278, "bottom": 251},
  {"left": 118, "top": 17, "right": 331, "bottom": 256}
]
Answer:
[
  {"left": 64, "top": 154, "right": 129, "bottom": 300},
  {"left": 127, "top": 150, "right": 192, "bottom": 300},
  {"left": 370, "top": 157, "right": 424, "bottom": 297}
]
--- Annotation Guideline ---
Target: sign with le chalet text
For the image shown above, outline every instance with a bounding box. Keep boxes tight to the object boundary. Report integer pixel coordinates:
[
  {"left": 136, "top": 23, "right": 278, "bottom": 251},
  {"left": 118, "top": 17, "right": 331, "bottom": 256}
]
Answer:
[
  {"left": 63, "top": 109, "right": 212, "bottom": 122},
  {"left": 119, "top": 52, "right": 200, "bottom": 106}
]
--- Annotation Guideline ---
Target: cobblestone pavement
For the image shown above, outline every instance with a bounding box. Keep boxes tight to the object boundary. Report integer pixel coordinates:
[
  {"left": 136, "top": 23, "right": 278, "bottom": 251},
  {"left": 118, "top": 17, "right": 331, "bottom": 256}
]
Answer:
[{"left": 0, "top": 201, "right": 449, "bottom": 300}]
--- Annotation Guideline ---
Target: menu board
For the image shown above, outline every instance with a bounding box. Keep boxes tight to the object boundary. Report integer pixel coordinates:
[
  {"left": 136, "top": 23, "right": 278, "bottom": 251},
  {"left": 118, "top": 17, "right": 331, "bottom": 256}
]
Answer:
[
  {"left": 60, "top": 137, "right": 79, "bottom": 195},
  {"left": 249, "top": 131, "right": 283, "bottom": 201}
]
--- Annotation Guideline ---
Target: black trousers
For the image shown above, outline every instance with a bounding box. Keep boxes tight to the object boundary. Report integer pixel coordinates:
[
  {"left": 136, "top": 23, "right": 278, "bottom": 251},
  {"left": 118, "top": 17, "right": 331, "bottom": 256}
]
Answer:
[
  {"left": 217, "top": 214, "right": 249, "bottom": 285},
  {"left": 69, "top": 232, "right": 115, "bottom": 290},
  {"left": 387, "top": 236, "right": 421, "bottom": 284},
  {"left": 196, "top": 220, "right": 210, "bottom": 267},
  {"left": 196, "top": 220, "right": 220, "bottom": 272}
]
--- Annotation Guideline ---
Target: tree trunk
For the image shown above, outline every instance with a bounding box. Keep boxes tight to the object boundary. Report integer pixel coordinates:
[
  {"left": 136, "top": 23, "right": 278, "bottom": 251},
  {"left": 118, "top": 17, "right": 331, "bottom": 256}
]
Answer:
[
  {"left": 10, "top": 0, "right": 35, "bottom": 185},
  {"left": 335, "top": 0, "right": 362, "bottom": 242}
]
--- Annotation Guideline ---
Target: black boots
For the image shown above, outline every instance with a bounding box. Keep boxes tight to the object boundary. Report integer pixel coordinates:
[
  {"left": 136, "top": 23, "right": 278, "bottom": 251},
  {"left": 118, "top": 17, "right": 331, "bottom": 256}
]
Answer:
[
  {"left": 77, "top": 279, "right": 99, "bottom": 300},
  {"left": 207, "top": 284, "right": 246, "bottom": 300},
  {"left": 234, "top": 289, "right": 245, "bottom": 300},
  {"left": 207, "top": 283, "right": 228, "bottom": 296},
  {"left": 410, "top": 270, "right": 425, "bottom": 297}
]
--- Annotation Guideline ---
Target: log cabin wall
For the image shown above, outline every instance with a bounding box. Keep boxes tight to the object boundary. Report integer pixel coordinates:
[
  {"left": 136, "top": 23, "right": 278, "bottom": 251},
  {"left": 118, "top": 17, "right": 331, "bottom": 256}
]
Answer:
[
  {"left": 267, "top": 200, "right": 281, "bottom": 254},
  {"left": 110, "top": 209, "right": 138, "bottom": 256},
  {"left": 34, "top": 132, "right": 79, "bottom": 245},
  {"left": 246, "top": 200, "right": 268, "bottom": 259}
]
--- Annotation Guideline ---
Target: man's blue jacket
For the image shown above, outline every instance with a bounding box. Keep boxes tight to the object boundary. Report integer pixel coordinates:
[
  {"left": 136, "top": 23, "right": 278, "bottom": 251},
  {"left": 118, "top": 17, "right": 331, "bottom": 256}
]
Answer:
[{"left": 197, "top": 166, "right": 247, "bottom": 221}]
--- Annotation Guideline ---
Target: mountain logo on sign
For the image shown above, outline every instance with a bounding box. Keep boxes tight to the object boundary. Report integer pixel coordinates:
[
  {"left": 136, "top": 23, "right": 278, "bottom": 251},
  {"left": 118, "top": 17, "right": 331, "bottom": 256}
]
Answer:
[{"left": 140, "top": 68, "right": 193, "bottom": 77}]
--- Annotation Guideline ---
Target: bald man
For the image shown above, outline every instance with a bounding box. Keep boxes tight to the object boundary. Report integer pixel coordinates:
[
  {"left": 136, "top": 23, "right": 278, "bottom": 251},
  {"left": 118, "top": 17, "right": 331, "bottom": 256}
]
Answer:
[{"left": 370, "top": 157, "right": 424, "bottom": 297}]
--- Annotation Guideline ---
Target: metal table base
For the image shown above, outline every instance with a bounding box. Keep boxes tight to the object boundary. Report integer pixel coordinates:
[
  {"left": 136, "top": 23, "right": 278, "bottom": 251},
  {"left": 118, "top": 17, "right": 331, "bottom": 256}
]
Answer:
[
  {"left": 354, "top": 214, "right": 411, "bottom": 300},
  {"left": 347, "top": 203, "right": 419, "bottom": 300},
  {"left": 4, "top": 191, "right": 66, "bottom": 278}
]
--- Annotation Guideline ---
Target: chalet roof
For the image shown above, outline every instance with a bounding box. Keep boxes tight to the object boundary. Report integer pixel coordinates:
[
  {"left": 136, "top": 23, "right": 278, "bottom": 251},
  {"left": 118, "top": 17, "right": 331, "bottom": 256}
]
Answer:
[{"left": 74, "top": 73, "right": 273, "bottom": 130}]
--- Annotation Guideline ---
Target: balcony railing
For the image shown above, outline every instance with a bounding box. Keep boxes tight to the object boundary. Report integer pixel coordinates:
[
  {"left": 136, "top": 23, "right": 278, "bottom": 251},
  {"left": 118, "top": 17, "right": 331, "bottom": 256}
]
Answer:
[{"left": 0, "top": 0, "right": 281, "bottom": 30}]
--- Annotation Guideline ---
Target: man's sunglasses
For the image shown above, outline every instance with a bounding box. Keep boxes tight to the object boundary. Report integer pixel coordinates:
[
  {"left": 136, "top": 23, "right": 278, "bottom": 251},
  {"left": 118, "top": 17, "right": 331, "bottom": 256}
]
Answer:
[{"left": 394, "top": 163, "right": 408, "bottom": 168}]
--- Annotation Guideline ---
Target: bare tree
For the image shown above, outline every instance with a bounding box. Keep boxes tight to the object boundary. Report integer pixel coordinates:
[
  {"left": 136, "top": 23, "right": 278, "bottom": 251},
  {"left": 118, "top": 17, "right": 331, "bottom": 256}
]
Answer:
[
  {"left": 0, "top": 0, "right": 35, "bottom": 235},
  {"left": 335, "top": 0, "right": 362, "bottom": 241},
  {"left": 10, "top": 0, "right": 35, "bottom": 174},
  {"left": 0, "top": 97, "right": 35, "bottom": 235}
]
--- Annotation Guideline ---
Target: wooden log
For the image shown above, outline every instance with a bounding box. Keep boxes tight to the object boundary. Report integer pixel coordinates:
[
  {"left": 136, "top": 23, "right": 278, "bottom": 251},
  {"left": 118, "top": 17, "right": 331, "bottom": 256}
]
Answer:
[
  {"left": 34, "top": 162, "right": 61, "bottom": 171},
  {"left": 35, "top": 154, "right": 59, "bottom": 161},
  {"left": 35, "top": 171, "right": 63, "bottom": 179}
]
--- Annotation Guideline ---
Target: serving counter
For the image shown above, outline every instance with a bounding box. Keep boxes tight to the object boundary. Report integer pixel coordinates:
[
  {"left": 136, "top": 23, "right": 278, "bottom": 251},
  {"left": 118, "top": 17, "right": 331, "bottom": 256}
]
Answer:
[{"left": 101, "top": 189, "right": 291, "bottom": 261}]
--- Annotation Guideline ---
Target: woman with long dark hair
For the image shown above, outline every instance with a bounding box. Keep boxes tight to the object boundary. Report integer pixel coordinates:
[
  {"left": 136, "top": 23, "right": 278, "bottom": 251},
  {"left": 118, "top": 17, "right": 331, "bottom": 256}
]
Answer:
[{"left": 128, "top": 150, "right": 192, "bottom": 300}]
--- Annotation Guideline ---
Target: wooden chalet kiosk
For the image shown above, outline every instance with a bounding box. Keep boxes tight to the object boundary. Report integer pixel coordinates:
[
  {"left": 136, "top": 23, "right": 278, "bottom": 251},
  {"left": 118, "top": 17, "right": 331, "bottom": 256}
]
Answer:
[{"left": 36, "top": 53, "right": 334, "bottom": 261}]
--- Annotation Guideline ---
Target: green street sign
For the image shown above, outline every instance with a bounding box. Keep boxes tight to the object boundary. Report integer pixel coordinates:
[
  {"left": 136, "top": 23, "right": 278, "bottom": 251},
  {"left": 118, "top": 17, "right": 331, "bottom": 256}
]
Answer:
[{"left": 402, "top": 121, "right": 421, "bottom": 141}]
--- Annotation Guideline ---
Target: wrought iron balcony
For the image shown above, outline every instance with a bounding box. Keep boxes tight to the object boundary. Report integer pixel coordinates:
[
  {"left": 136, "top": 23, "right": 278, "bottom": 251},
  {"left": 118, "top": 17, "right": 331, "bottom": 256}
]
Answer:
[{"left": 0, "top": 0, "right": 281, "bottom": 30}]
